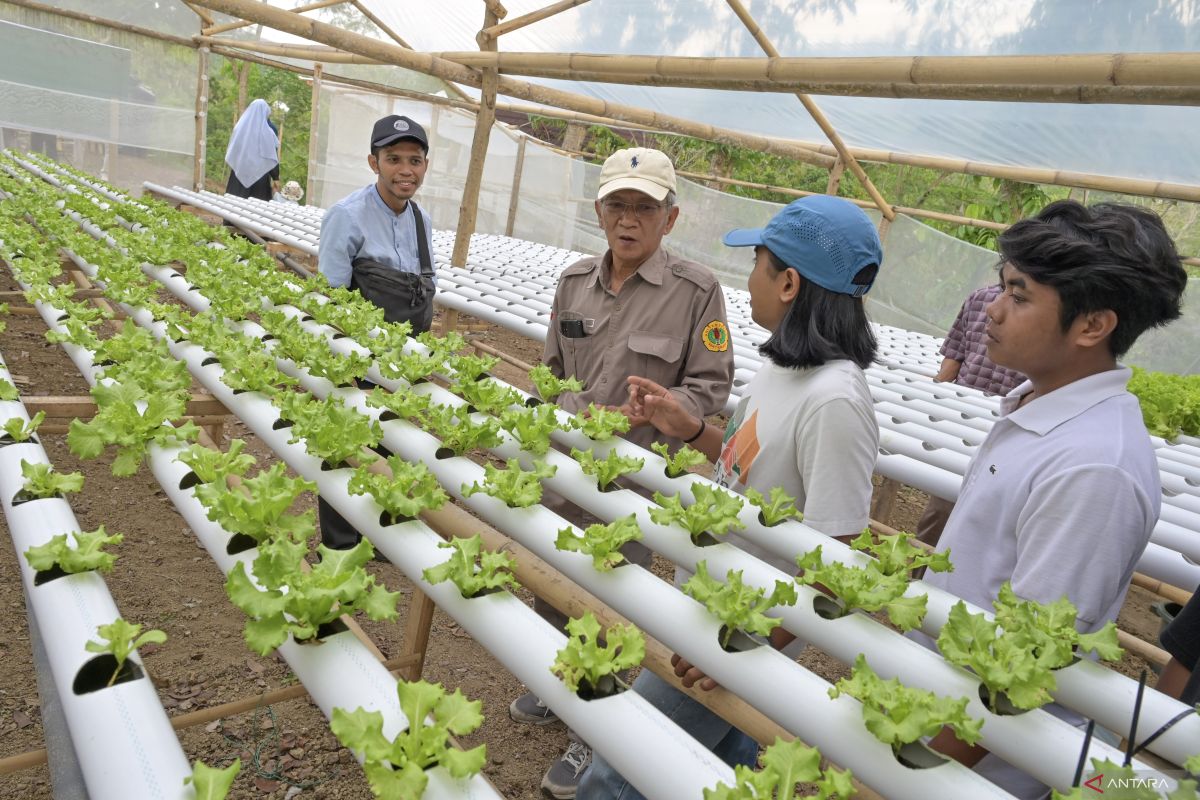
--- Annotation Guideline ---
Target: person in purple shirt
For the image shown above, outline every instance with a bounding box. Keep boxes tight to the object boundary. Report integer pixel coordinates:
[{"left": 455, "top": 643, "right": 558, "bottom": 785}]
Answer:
[{"left": 918, "top": 284, "right": 1028, "bottom": 546}]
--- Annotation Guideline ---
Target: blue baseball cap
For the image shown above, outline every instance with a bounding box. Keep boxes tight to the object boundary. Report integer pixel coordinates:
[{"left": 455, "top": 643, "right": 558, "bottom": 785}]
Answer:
[{"left": 723, "top": 195, "right": 883, "bottom": 297}]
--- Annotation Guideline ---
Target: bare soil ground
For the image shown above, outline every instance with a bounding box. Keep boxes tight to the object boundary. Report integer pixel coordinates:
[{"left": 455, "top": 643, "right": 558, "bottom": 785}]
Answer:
[{"left": 0, "top": 265, "right": 1172, "bottom": 799}]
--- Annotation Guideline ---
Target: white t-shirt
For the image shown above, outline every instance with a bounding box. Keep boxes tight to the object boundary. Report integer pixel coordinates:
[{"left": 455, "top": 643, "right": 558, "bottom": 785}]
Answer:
[
  {"left": 712, "top": 359, "right": 879, "bottom": 574},
  {"left": 925, "top": 367, "right": 1160, "bottom": 634}
]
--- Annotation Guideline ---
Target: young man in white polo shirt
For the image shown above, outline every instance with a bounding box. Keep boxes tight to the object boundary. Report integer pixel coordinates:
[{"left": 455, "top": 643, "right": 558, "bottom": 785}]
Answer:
[{"left": 923, "top": 200, "right": 1188, "bottom": 798}]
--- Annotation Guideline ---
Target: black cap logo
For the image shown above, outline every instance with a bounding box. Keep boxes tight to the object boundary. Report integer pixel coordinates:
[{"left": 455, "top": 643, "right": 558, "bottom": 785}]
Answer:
[{"left": 394, "top": 119, "right": 409, "bottom": 132}]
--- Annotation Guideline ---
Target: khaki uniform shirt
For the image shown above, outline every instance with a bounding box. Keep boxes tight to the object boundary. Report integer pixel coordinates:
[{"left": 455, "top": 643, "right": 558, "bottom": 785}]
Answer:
[{"left": 543, "top": 247, "right": 734, "bottom": 449}]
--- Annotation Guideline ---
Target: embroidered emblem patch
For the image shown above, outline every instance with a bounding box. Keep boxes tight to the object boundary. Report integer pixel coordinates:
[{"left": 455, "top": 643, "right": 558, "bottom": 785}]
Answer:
[
  {"left": 394, "top": 119, "right": 410, "bottom": 131},
  {"left": 631, "top": 155, "right": 639, "bottom": 168},
  {"left": 702, "top": 320, "right": 729, "bottom": 352}
]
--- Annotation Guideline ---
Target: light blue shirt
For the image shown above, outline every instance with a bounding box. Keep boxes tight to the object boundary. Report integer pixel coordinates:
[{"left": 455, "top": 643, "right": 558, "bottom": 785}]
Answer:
[{"left": 317, "top": 184, "right": 435, "bottom": 288}]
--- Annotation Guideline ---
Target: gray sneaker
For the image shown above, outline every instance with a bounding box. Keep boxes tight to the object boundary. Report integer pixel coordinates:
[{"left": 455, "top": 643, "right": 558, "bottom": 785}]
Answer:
[
  {"left": 508, "top": 690, "right": 559, "bottom": 725},
  {"left": 541, "top": 741, "right": 592, "bottom": 799}
]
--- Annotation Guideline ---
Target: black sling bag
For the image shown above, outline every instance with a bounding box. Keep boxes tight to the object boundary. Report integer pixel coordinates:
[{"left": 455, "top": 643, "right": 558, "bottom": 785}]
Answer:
[{"left": 349, "top": 200, "right": 435, "bottom": 332}]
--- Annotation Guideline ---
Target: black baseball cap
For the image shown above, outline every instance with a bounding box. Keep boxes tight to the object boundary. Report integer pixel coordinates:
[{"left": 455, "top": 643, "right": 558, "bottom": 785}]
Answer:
[{"left": 370, "top": 115, "right": 429, "bottom": 151}]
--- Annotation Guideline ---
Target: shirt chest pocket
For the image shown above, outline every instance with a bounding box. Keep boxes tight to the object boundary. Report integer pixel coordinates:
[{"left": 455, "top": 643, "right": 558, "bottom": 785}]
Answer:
[{"left": 627, "top": 331, "right": 684, "bottom": 386}]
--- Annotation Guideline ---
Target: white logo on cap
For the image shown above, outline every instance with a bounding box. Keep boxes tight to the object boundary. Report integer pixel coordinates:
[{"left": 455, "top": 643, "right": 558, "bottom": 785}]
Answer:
[{"left": 393, "top": 119, "right": 409, "bottom": 132}]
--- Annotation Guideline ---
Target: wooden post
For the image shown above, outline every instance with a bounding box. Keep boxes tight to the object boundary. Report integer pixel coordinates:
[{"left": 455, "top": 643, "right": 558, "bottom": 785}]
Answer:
[
  {"left": 505, "top": 136, "right": 527, "bottom": 236},
  {"left": 825, "top": 157, "right": 845, "bottom": 196},
  {"left": 870, "top": 476, "right": 901, "bottom": 526},
  {"left": 561, "top": 119, "right": 587, "bottom": 151},
  {"left": 399, "top": 588, "right": 437, "bottom": 681},
  {"left": 194, "top": 46, "right": 210, "bottom": 192},
  {"left": 451, "top": 7, "right": 500, "bottom": 268},
  {"left": 306, "top": 63, "right": 323, "bottom": 206},
  {"left": 235, "top": 61, "right": 248, "bottom": 124}
]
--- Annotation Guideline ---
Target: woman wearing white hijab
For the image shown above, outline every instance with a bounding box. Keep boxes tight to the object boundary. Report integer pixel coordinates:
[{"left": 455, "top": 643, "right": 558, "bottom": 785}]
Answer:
[{"left": 224, "top": 98, "right": 280, "bottom": 200}]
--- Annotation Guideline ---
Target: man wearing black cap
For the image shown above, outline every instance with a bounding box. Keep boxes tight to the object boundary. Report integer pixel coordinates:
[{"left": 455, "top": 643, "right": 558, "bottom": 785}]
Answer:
[
  {"left": 316, "top": 114, "right": 436, "bottom": 550},
  {"left": 318, "top": 113, "right": 436, "bottom": 331}
]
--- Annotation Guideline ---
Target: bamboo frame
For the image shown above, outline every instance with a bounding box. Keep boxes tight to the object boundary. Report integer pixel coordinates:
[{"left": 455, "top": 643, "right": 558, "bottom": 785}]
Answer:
[
  {"left": 452, "top": 5, "right": 501, "bottom": 267},
  {"left": 16, "top": 0, "right": 1197, "bottom": 202},
  {"left": 188, "top": 0, "right": 837, "bottom": 168},
  {"left": 724, "top": 0, "right": 893, "bottom": 219},
  {"left": 201, "top": 0, "right": 349, "bottom": 36},
  {"left": 505, "top": 136, "right": 527, "bottom": 236},
  {"left": 478, "top": 0, "right": 591, "bottom": 44},
  {"left": 182, "top": 1, "right": 214, "bottom": 26},
  {"left": 482, "top": 0, "right": 507, "bottom": 20},
  {"left": 195, "top": 35, "right": 383, "bottom": 64},
  {"left": 429, "top": 51, "right": 1200, "bottom": 105},
  {"left": 306, "top": 63, "right": 322, "bottom": 205},
  {"left": 192, "top": 46, "right": 210, "bottom": 191}
]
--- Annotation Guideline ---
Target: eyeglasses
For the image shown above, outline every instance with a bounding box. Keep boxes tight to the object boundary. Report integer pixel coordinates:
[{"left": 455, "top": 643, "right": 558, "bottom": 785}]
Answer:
[{"left": 600, "top": 199, "right": 666, "bottom": 220}]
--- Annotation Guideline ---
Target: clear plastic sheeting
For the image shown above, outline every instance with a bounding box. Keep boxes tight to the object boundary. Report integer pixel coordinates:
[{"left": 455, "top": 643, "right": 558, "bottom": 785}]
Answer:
[
  {"left": 0, "top": 3, "right": 197, "bottom": 191},
  {"left": 311, "top": 86, "right": 1198, "bottom": 373},
  {"left": 359, "top": 0, "right": 1200, "bottom": 186}
]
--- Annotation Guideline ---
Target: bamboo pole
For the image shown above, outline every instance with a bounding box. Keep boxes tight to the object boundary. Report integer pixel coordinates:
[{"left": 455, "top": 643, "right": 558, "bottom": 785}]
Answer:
[
  {"left": 201, "top": 0, "right": 349, "bottom": 36},
  {"left": 196, "top": 35, "right": 384, "bottom": 64},
  {"left": 724, "top": 0, "right": 893, "bottom": 220},
  {"left": 825, "top": 157, "right": 845, "bottom": 195},
  {"left": 478, "top": 0, "right": 591, "bottom": 44},
  {"left": 306, "top": 63, "right": 323, "bottom": 206},
  {"left": 482, "top": 0, "right": 508, "bottom": 20},
  {"left": 0, "top": 0, "right": 197, "bottom": 47},
  {"left": 1131, "top": 573, "right": 1194, "bottom": 606},
  {"left": 187, "top": 0, "right": 836, "bottom": 168},
  {"left": 347, "top": 0, "right": 474, "bottom": 104},
  {"left": 504, "top": 136, "right": 528, "bottom": 236},
  {"left": 430, "top": 51, "right": 1200, "bottom": 106},
  {"left": 453, "top": 7, "right": 500, "bottom": 268},
  {"left": 183, "top": 1, "right": 214, "bottom": 26},
  {"left": 193, "top": 46, "right": 210, "bottom": 192}
]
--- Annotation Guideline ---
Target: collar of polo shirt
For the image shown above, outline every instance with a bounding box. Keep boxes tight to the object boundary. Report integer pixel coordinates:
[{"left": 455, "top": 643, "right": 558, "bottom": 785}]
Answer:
[
  {"left": 999, "top": 367, "right": 1131, "bottom": 436},
  {"left": 590, "top": 247, "right": 668, "bottom": 289}
]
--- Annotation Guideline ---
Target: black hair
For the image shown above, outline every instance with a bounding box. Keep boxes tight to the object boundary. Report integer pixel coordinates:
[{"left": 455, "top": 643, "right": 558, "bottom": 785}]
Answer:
[
  {"left": 997, "top": 200, "right": 1187, "bottom": 357},
  {"left": 758, "top": 250, "right": 878, "bottom": 370}
]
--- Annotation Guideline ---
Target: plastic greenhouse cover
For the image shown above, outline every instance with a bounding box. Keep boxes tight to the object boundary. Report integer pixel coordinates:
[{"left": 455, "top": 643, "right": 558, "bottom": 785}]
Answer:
[{"left": 338, "top": 0, "right": 1200, "bottom": 186}]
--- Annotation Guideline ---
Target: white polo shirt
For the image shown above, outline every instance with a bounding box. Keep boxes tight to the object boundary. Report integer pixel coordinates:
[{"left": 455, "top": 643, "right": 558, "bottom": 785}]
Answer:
[{"left": 926, "top": 367, "right": 1160, "bottom": 634}]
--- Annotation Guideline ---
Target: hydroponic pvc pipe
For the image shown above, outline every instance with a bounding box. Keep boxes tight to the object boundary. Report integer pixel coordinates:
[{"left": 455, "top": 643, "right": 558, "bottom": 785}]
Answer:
[{"left": 0, "top": 350, "right": 194, "bottom": 800}]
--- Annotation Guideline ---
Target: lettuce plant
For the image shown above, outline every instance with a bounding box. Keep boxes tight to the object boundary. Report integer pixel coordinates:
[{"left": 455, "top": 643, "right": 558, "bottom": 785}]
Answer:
[
  {"left": 574, "top": 404, "right": 631, "bottom": 440},
  {"left": 704, "top": 738, "right": 854, "bottom": 800},
  {"left": 461, "top": 458, "right": 556, "bottom": 508},
  {"left": 347, "top": 456, "right": 448, "bottom": 522},
  {"left": 330, "top": 679, "right": 486, "bottom": 799},
  {"left": 453, "top": 378, "right": 522, "bottom": 415},
  {"left": 572, "top": 447, "right": 644, "bottom": 490},
  {"left": 745, "top": 487, "right": 803, "bottom": 527},
  {"left": 24, "top": 526, "right": 123, "bottom": 575},
  {"left": 650, "top": 483, "right": 745, "bottom": 543},
  {"left": 364, "top": 386, "right": 431, "bottom": 421},
  {"left": 529, "top": 363, "right": 584, "bottom": 402},
  {"left": 424, "top": 404, "right": 504, "bottom": 456},
  {"left": 499, "top": 404, "right": 567, "bottom": 456},
  {"left": 683, "top": 561, "right": 797, "bottom": 649},
  {"left": 17, "top": 458, "right": 83, "bottom": 499},
  {"left": 651, "top": 441, "right": 707, "bottom": 478},
  {"left": 848, "top": 529, "right": 951, "bottom": 576},
  {"left": 3, "top": 411, "right": 44, "bottom": 443},
  {"left": 551, "top": 611, "right": 645, "bottom": 694},
  {"left": 192, "top": 463, "right": 316, "bottom": 544},
  {"left": 422, "top": 535, "right": 519, "bottom": 598},
  {"left": 85, "top": 617, "right": 166, "bottom": 687},
  {"left": 184, "top": 759, "right": 241, "bottom": 800},
  {"left": 176, "top": 439, "right": 257, "bottom": 485},
  {"left": 795, "top": 546, "right": 929, "bottom": 631},
  {"left": 555, "top": 515, "right": 643, "bottom": 571}
]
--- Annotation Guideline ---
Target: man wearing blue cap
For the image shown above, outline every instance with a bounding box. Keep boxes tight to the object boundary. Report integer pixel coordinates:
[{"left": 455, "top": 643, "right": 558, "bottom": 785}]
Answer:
[{"left": 580, "top": 195, "right": 884, "bottom": 799}]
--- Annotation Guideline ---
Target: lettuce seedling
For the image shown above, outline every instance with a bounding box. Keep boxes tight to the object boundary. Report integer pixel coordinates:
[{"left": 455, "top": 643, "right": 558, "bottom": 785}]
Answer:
[
  {"left": 499, "top": 404, "right": 566, "bottom": 456},
  {"left": 416, "top": 330, "right": 466, "bottom": 363},
  {"left": 184, "top": 758, "right": 241, "bottom": 800},
  {"left": 364, "top": 386, "right": 431, "bottom": 421},
  {"left": 285, "top": 395, "right": 382, "bottom": 468},
  {"left": 331, "top": 679, "right": 486, "bottom": 799},
  {"left": 378, "top": 348, "right": 442, "bottom": 385},
  {"left": 347, "top": 455, "right": 448, "bottom": 522},
  {"left": 551, "top": 611, "right": 645, "bottom": 694},
  {"left": 24, "top": 526, "right": 123, "bottom": 575},
  {"left": 829, "top": 654, "right": 983, "bottom": 752},
  {"left": 650, "top": 441, "right": 707, "bottom": 478},
  {"left": 683, "top": 561, "right": 798, "bottom": 649},
  {"left": 555, "top": 515, "right": 643, "bottom": 571},
  {"left": 529, "top": 363, "right": 584, "bottom": 402},
  {"left": 453, "top": 378, "right": 523, "bottom": 415},
  {"left": 3, "top": 411, "right": 44, "bottom": 443},
  {"left": 175, "top": 439, "right": 257, "bottom": 485},
  {"left": 573, "top": 404, "right": 631, "bottom": 440},
  {"left": 67, "top": 382, "right": 198, "bottom": 476},
  {"left": 461, "top": 458, "right": 556, "bottom": 508},
  {"left": 0, "top": 378, "right": 18, "bottom": 401},
  {"left": 936, "top": 585, "right": 1122, "bottom": 712},
  {"left": 650, "top": 483, "right": 745, "bottom": 543},
  {"left": 422, "top": 534, "right": 519, "bottom": 598},
  {"left": 745, "top": 487, "right": 803, "bottom": 527},
  {"left": 848, "top": 529, "right": 951, "bottom": 577},
  {"left": 571, "top": 448, "right": 644, "bottom": 490},
  {"left": 226, "top": 538, "right": 400, "bottom": 655},
  {"left": 424, "top": 404, "right": 504, "bottom": 456},
  {"left": 85, "top": 617, "right": 166, "bottom": 686},
  {"left": 795, "top": 546, "right": 929, "bottom": 631},
  {"left": 193, "top": 463, "right": 317, "bottom": 544},
  {"left": 704, "top": 737, "right": 855, "bottom": 800},
  {"left": 18, "top": 458, "right": 83, "bottom": 499},
  {"left": 448, "top": 352, "right": 498, "bottom": 382}
]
